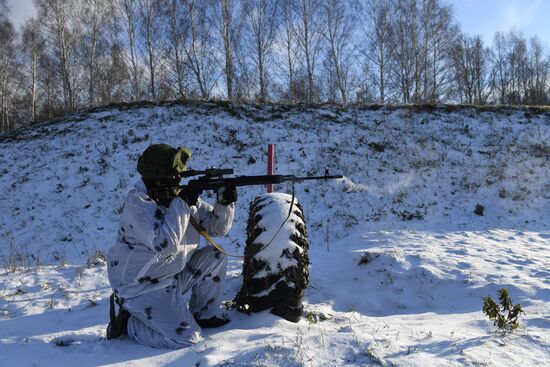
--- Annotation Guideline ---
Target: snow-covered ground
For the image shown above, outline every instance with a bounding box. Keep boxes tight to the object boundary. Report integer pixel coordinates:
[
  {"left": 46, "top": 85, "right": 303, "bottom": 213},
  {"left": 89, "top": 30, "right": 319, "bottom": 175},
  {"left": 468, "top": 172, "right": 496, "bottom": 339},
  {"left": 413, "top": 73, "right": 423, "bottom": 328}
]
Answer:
[{"left": 0, "top": 102, "right": 549, "bottom": 366}]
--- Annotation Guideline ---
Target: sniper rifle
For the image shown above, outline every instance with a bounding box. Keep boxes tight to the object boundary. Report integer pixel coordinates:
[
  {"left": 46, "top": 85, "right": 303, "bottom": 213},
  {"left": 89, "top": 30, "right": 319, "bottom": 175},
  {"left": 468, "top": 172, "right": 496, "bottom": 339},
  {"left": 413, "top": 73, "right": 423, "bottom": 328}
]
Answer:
[
  {"left": 152, "top": 168, "right": 342, "bottom": 257},
  {"left": 183, "top": 168, "right": 342, "bottom": 191},
  {"left": 150, "top": 168, "right": 342, "bottom": 203}
]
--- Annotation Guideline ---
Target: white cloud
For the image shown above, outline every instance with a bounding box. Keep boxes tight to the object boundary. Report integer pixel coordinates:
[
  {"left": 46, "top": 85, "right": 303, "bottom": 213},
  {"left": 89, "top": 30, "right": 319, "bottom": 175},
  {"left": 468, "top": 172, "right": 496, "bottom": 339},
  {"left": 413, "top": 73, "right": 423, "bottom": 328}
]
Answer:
[
  {"left": 502, "top": 0, "right": 541, "bottom": 29},
  {"left": 7, "top": 0, "right": 36, "bottom": 27}
]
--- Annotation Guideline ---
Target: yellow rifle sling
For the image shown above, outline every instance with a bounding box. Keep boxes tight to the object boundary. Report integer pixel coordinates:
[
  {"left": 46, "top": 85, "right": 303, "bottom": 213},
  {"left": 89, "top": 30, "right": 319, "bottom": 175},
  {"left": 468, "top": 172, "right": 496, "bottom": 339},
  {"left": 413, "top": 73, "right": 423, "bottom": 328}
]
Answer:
[{"left": 188, "top": 215, "right": 243, "bottom": 258}]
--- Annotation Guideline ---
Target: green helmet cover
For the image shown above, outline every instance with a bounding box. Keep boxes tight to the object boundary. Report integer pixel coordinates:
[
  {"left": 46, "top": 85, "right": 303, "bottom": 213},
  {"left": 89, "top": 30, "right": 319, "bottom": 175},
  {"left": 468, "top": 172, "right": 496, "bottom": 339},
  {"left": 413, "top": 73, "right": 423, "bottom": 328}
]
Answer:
[{"left": 137, "top": 144, "right": 192, "bottom": 179}]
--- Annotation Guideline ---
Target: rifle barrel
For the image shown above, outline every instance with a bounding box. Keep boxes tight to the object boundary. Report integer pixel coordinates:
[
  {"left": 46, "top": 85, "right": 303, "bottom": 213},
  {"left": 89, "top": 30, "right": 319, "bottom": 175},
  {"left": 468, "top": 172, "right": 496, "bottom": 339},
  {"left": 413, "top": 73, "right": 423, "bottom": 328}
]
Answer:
[
  {"left": 291, "top": 175, "right": 343, "bottom": 181},
  {"left": 184, "top": 174, "right": 343, "bottom": 191}
]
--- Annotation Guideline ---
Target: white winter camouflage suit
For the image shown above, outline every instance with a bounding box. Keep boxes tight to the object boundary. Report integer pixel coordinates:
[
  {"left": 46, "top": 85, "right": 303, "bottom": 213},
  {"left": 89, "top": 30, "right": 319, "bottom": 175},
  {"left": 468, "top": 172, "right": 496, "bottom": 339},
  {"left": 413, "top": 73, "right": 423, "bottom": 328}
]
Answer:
[{"left": 107, "top": 180, "right": 234, "bottom": 349}]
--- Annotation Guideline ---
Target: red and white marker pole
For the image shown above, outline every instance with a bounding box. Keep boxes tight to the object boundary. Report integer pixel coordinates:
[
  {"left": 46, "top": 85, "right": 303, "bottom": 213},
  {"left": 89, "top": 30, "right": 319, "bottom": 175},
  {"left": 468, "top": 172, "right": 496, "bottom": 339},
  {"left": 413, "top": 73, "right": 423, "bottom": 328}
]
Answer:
[{"left": 267, "top": 144, "right": 275, "bottom": 193}]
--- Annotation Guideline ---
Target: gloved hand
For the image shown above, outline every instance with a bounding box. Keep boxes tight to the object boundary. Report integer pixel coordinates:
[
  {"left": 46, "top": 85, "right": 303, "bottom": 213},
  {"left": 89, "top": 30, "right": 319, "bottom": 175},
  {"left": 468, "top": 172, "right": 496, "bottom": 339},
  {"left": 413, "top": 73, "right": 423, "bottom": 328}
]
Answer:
[
  {"left": 217, "top": 185, "right": 237, "bottom": 205},
  {"left": 179, "top": 187, "right": 202, "bottom": 207}
]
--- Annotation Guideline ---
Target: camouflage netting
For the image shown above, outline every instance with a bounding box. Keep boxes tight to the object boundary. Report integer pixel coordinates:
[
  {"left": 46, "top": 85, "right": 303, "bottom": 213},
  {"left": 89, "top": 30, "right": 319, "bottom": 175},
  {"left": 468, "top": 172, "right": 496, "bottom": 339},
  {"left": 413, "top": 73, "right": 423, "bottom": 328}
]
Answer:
[{"left": 234, "top": 193, "right": 309, "bottom": 322}]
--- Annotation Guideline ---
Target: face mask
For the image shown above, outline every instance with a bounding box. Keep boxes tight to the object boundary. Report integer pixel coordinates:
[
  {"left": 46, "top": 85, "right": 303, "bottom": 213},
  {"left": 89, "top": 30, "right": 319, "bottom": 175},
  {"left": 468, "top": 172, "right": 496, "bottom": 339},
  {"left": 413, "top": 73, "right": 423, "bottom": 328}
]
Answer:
[{"left": 144, "top": 177, "right": 181, "bottom": 207}]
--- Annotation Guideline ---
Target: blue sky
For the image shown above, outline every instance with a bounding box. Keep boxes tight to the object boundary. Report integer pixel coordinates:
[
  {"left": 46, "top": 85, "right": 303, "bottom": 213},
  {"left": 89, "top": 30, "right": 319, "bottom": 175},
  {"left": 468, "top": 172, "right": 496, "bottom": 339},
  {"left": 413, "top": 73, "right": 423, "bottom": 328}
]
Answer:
[
  {"left": 450, "top": 0, "right": 550, "bottom": 47},
  {"left": 6, "top": 0, "right": 550, "bottom": 48}
]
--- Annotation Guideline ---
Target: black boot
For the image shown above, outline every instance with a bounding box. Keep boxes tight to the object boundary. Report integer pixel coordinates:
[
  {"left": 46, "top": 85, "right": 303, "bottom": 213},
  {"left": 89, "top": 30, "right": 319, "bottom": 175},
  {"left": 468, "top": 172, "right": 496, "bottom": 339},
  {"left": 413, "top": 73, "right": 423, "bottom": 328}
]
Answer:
[
  {"left": 107, "top": 294, "right": 131, "bottom": 339},
  {"left": 196, "top": 315, "right": 230, "bottom": 328}
]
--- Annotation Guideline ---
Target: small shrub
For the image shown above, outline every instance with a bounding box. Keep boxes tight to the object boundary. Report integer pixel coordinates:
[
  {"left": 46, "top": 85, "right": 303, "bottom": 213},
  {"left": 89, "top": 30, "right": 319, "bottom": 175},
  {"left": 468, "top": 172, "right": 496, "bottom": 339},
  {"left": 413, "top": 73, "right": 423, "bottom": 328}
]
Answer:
[
  {"left": 131, "top": 133, "right": 149, "bottom": 144},
  {"left": 97, "top": 157, "right": 109, "bottom": 174},
  {"left": 368, "top": 141, "right": 386, "bottom": 153},
  {"left": 2, "top": 242, "right": 28, "bottom": 272},
  {"left": 482, "top": 288, "right": 524, "bottom": 334},
  {"left": 305, "top": 311, "right": 330, "bottom": 324},
  {"left": 358, "top": 252, "right": 380, "bottom": 265},
  {"left": 78, "top": 177, "right": 90, "bottom": 188},
  {"left": 392, "top": 209, "right": 425, "bottom": 221},
  {"left": 60, "top": 235, "right": 73, "bottom": 242},
  {"left": 53, "top": 250, "right": 68, "bottom": 267},
  {"left": 87, "top": 250, "right": 107, "bottom": 268},
  {"left": 474, "top": 204, "right": 485, "bottom": 216}
]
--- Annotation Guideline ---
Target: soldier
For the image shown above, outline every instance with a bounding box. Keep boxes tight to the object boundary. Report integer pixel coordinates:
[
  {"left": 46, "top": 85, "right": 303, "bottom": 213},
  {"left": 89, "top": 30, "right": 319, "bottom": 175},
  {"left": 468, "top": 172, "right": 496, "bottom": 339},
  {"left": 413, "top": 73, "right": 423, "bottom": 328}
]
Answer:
[{"left": 106, "top": 144, "right": 237, "bottom": 349}]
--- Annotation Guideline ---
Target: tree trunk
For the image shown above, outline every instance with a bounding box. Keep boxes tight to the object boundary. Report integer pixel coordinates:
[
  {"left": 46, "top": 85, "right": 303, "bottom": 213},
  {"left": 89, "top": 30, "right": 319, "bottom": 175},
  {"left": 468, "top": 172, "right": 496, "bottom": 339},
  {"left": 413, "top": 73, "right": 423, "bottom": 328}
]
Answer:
[{"left": 222, "top": 0, "right": 234, "bottom": 99}]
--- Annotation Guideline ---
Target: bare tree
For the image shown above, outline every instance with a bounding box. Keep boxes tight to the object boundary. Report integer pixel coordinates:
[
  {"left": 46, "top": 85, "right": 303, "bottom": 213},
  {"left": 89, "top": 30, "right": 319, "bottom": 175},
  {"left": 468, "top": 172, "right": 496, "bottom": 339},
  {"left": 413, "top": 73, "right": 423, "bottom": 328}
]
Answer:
[
  {"left": 387, "top": 0, "right": 418, "bottom": 103},
  {"left": 99, "top": 1, "right": 129, "bottom": 103},
  {"left": 0, "top": 3, "right": 16, "bottom": 132},
  {"left": 276, "top": 0, "right": 300, "bottom": 101},
  {"left": 216, "top": 0, "right": 244, "bottom": 100},
  {"left": 420, "top": 0, "right": 457, "bottom": 102},
  {"left": 490, "top": 30, "right": 532, "bottom": 104},
  {"left": 450, "top": 34, "right": 491, "bottom": 104},
  {"left": 360, "top": 0, "right": 392, "bottom": 103},
  {"left": 138, "top": 0, "right": 162, "bottom": 100},
  {"left": 116, "top": 0, "right": 142, "bottom": 100},
  {"left": 491, "top": 32, "right": 509, "bottom": 104},
  {"left": 232, "top": 35, "right": 255, "bottom": 101},
  {"left": 164, "top": 0, "right": 189, "bottom": 99},
  {"left": 244, "top": 0, "right": 278, "bottom": 102},
  {"left": 508, "top": 31, "right": 527, "bottom": 104},
  {"left": 383, "top": 0, "right": 457, "bottom": 103},
  {"left": 295, "top": 0, "right": 322, "bottom": 102},
  {"left": 319, "top": 0, "right": 357, "bottom": 105},
  {"left": 493, "top": 33, "right": 550, "bottom": 105},
  {"left": 0, "top": 0, "right": 6, "bottom": 16},
  {"left": 35, "top": 0, "right": 82, "bottom": 111},
  {"left": 525, "top": 37, "right": 550, "bottom": 104},
  {"left": 471, "top": 36, "right": 492, "bottom": 104},
  {"left": 183, "top": 0, "right": 218, "bottom": 99},
  {"left": 20, "top": 18, "right": 46, "bottom": 123},
  {"left": 80, "top": 0, "right": 109, "bottom": 106}
]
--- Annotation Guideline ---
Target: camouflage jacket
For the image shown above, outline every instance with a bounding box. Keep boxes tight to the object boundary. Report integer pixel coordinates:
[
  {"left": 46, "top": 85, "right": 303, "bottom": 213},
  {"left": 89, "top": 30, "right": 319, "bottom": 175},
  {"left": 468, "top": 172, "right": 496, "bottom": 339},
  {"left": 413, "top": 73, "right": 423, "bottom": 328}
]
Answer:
[{"left": 107, "top": 180, "right": 234, "bottom": 299}]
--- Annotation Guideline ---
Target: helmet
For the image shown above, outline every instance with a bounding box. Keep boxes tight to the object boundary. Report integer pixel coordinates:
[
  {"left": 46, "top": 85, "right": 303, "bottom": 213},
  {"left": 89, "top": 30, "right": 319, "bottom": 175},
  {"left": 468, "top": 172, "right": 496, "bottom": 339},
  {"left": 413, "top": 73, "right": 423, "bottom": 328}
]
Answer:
[{"left": 137, "top": 144, "right": 191, "bottom": 179}]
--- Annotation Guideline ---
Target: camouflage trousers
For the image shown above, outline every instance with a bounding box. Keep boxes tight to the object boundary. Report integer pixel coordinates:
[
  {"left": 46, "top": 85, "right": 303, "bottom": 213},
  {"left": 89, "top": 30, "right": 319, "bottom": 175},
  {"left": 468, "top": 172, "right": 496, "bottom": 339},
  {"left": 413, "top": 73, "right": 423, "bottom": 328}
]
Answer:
[{"left": 125, "top": 246, "right": 227, "bottom": 349}]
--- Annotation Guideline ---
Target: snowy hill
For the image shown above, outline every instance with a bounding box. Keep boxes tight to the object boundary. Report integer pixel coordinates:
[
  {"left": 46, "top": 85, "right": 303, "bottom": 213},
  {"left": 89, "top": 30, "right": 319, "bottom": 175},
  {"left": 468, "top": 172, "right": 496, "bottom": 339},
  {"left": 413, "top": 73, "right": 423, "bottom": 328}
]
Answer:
[{"left": 0, "top": 102, "right": 549, "bottom": 366}]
